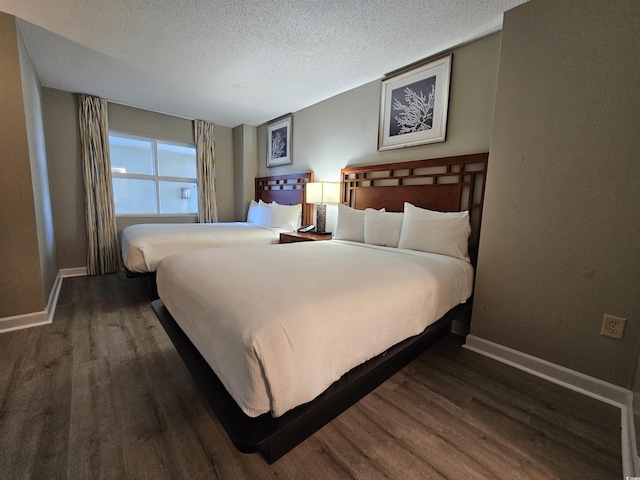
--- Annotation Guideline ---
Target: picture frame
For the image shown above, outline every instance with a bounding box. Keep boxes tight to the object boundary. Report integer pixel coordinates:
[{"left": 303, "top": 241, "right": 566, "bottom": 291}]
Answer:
[
  {"left": 267, "top": 114, "right": 293, "bottom": 167},
  {"left": 378, "top": 53, "right": 452, "bottom": 151}
]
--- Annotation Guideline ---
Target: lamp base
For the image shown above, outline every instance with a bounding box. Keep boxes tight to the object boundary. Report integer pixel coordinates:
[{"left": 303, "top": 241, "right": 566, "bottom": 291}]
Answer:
[{"left": 316, "top": 204, "right": 327, "bottom": 234}]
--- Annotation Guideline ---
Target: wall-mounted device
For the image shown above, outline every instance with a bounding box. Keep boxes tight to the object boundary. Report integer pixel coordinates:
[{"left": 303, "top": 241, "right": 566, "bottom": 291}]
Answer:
[{"left": 181, "top": 187, "right": 191, "bottom": 199}]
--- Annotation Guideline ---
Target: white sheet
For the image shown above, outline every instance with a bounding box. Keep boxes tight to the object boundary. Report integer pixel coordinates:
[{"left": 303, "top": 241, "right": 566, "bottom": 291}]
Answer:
[
  {"left": 121, "top": 222, "right": 285, "bottom": 273},
  {"left": 157, "top": 240, "right": 474, "bottom": 418}
]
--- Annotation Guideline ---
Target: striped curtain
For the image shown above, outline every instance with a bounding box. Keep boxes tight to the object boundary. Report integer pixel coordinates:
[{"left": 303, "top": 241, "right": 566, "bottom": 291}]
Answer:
[
  {"left": 194, "top": 119, "right": 218, "bottom": 223},
  {"left": 78, "top": 94, "right": 121, "bottom": 275}
]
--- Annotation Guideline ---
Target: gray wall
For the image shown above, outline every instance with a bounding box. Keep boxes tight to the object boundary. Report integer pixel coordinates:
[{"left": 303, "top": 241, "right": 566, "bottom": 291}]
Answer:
[
  {"left": 471, "top": 0, "right": 640, "bottom": 388},
  {"left": 0, "top": 13, "right": 47, "bottom": 317},
  {"left": 43, "top": 93, "right": 236, "bottom": 269},
  {"left": 257, "top": 31, "right": 501, "bottom": 230}
]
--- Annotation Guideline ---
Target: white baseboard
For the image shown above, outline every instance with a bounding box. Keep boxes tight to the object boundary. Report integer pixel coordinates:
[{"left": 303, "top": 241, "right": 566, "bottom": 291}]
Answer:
[
  {"left": 0, "top": 266, "right": 87, "bottom": 334},
  {"left": 45, "top": 271, "right": 63, "bottom": 323},
  {"left": 464, "top": 335, "right": 639, "bottom": 477},
  {"left": 0, "top": 311, "right": 51, "bottom": 333},
  {"left": 60, "top": 267, "right": 88, "bottom": 278}
]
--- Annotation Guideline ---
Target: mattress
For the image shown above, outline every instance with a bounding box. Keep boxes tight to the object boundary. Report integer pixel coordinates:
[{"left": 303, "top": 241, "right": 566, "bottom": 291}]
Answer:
[
  {"left": 121, "top": 222, "right": 285, "bottom": 273},
  {"left": 156, "top": 240, "right": 474, "bottom": 418}
]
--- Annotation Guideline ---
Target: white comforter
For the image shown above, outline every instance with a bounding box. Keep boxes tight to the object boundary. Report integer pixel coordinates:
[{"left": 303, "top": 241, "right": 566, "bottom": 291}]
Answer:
[
  {"left": 121, "top": 222, "right": 284, "bottom": 273},
  {"left": 157, "top": 240, "right": 474, "bottom": 417}
]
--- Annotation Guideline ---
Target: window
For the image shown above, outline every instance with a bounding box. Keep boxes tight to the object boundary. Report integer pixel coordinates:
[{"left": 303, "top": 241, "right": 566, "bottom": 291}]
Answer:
[{"left": 109, "top": 132, "right": 198, "bottom": 215}]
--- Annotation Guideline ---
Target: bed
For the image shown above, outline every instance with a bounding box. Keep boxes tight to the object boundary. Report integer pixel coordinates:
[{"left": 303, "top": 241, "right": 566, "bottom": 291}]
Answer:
[
  {"left": 121, "top": 172, "right": 313, "bottom": 293},
  {"left": 122, "top": 223, "right": 284, "bottom": 274},
  {"left": 151, "top": 153, "right": 488, "bottom": 462}
]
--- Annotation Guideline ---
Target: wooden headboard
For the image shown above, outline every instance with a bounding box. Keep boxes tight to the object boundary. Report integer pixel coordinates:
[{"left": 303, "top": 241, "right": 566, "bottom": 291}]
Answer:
[
  {"left": 341, "top": 153, "right": 488, "bottom": 256},
  {"left": 255, "top": 171, "right": 315, "bottom": 225}
]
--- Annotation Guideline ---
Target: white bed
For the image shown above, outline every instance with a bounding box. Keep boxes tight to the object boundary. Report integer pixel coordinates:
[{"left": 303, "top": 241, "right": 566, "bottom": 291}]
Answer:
[
  {"left": 151, "top": 153, "right": 488, "bottom": 462},
  {"left": 157, "top": 240, "right": 473, "bottom": 418},
  {"left": 122, "top": 222, "right": 285, "bottom": 273},
  {"left": 120, "top": 171, "right": 314, "bottom": 274}
]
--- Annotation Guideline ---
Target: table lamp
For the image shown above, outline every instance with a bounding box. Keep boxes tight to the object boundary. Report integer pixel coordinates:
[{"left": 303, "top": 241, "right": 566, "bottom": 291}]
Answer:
[{"left": 305, "top": 181, "right": 340, "bottom": 234}]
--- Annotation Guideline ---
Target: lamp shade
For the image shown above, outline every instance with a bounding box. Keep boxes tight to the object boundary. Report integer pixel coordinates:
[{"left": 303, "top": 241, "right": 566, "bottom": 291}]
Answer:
[{"left": 306, "top": 181, "right": 340, "bottom": 204}]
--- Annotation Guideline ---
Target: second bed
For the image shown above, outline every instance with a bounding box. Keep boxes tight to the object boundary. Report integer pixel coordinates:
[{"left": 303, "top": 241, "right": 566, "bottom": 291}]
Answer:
[{"left": 121, "top": 171, "right": 314, "bottom": 274}]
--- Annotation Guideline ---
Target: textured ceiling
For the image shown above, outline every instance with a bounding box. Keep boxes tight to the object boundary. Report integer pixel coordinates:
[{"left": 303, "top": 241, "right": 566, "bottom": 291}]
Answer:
[{"left": 1, "top": 0, "right": 527, "bottom": 127}]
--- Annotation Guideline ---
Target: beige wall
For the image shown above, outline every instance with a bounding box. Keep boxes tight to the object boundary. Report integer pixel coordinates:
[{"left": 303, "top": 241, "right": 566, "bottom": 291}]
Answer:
[
  {"left": 0, "top": 13, "right": 46, "bottom": 317},
  {"left": 42, "top": 88, "right": 85, "bottom": 269},
  {"left": 635, "top": 352, "right": 640, "bottom": 444},
  {"left": 43, "top": 95, "right": 236, "bottom": 269},
  {"left": 18, "top": 30, "right": 57, "bottom": 295},
  {"left": 233, "top": 124, "right": 258, "bottom": 221},
  {"left": 257, "top": 32, "right": 501, "bottom": 230},
  {"left": 213, "top": 124, "right": 234, "bottom": 222},
  {"left": 471, "top": 0, "right": 640, "bottom": 387},
  {"left": 108, "top": 103, "right": 194, "bottom": 143}
]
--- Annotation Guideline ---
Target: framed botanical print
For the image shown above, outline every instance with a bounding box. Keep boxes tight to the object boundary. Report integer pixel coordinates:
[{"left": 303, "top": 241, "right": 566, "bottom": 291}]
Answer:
[
  {"left": 267, "top": 114, "right": 293, "bottom": 167},
  {"left": 378, "top": 54, "right": 452, "bottom": 151}
]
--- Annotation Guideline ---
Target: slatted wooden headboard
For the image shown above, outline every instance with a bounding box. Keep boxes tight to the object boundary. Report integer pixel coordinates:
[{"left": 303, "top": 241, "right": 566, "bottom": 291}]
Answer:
[
  {"left": 255, "top": 171, "right": 315, "bottom": 225},
  {"left": 341, "top": 153, "right": 488, "bottom": 254}
]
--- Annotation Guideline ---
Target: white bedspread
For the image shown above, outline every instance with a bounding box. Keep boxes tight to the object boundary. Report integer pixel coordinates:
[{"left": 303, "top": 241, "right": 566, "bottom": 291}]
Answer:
[
  {"left": 121, "top": 222, "right": 284, "bottom": 273},
  {"left": 157, "top": 240, "right": 474, "bottom": 417}
]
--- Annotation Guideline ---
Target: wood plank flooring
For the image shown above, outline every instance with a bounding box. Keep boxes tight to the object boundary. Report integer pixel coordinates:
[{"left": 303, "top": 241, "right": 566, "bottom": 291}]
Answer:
[{"left": 0, "top": 272, "right": 622, "bottom": 479}]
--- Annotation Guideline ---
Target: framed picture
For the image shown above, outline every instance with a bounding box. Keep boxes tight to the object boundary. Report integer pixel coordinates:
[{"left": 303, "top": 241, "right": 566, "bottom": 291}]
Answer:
[
  {"left": 378, "top": 53, "right": 452, "bottom": 151},
  {"left": 267, "top": 114, "right": 293, "bottom": 167}
]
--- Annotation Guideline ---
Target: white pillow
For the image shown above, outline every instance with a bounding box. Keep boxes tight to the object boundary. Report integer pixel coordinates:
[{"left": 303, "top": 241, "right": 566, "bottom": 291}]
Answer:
[
  {"left": 334, "top": 204, "right": 385, "bottom": 243},
  {"left": 246, "top": 199, "right": 259, "bottom": 223},
  {"left": 398, "top": 202, "right": 471, "bottom": 261},
  {"left": 255, "top": 200, "right": 272, "bottom": 226},
  {"left": 364, "top": 209, "right": 404, "bottom": 247},
  {"left": 269, "top": 202, "right": 302, "bottom": 231}
]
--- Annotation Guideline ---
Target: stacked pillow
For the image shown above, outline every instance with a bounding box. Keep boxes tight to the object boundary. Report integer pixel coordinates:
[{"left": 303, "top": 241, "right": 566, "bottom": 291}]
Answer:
[
  {"left": 398, "top": 202, "right": 471, "bottom": 261},
  {"left": 246, "top": 199, "right": 302, "bottom": 232},
  {"left": 334, "top": 202, "right": 471, "bottom": 261},
  {"left": 334, "top": 203, "right": 374, "bottom": 243}
]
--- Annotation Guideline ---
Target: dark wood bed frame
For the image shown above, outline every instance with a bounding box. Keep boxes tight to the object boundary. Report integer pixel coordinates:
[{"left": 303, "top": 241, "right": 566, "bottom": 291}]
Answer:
[
  {"left": 151, "top": 153, "right": 488, "bottom": 463},
  {"left": 124, "top": 171, "right": 315, "bottom": 295}
]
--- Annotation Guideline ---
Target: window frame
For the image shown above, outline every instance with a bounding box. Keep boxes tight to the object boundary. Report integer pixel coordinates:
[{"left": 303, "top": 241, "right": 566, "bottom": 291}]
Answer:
[{"left": 109, "top": 130, "right": 198, "bottom": 217}]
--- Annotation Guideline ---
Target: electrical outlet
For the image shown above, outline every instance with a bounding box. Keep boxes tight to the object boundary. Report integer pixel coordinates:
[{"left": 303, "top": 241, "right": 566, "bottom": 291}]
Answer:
[{"left": 600, "top": 314, "right": 626, "bottom": 340}]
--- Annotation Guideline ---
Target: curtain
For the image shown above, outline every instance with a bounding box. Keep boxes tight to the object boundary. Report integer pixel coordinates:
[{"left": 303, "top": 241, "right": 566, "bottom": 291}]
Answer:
[
  {"left": 78, "top": 94, "right": 120, "bottom": 275},
  {"left": 194, "top": 119, "right": 218, "bottom": 223}
]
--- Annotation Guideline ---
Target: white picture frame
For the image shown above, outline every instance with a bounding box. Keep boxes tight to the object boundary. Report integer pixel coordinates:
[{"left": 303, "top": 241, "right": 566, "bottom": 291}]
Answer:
[{"left": 378, "top": 54, "right": 452, "bottom": 151}]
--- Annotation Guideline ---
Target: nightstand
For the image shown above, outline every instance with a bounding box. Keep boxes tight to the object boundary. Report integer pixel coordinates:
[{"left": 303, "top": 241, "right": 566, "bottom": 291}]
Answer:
[{"left": 279, "top": 232, "right": 333, "bottom": 244}]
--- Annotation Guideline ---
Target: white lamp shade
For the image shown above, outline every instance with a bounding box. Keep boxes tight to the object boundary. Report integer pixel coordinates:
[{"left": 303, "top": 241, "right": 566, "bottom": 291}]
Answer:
[{"left": 306, "top": 181, "right": 340, "bottom": 204}]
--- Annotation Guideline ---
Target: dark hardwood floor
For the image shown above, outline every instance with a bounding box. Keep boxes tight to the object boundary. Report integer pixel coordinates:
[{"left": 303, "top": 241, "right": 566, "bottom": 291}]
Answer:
[{"left": 0, "top": 272, "right": 622, "bottom": 479}]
